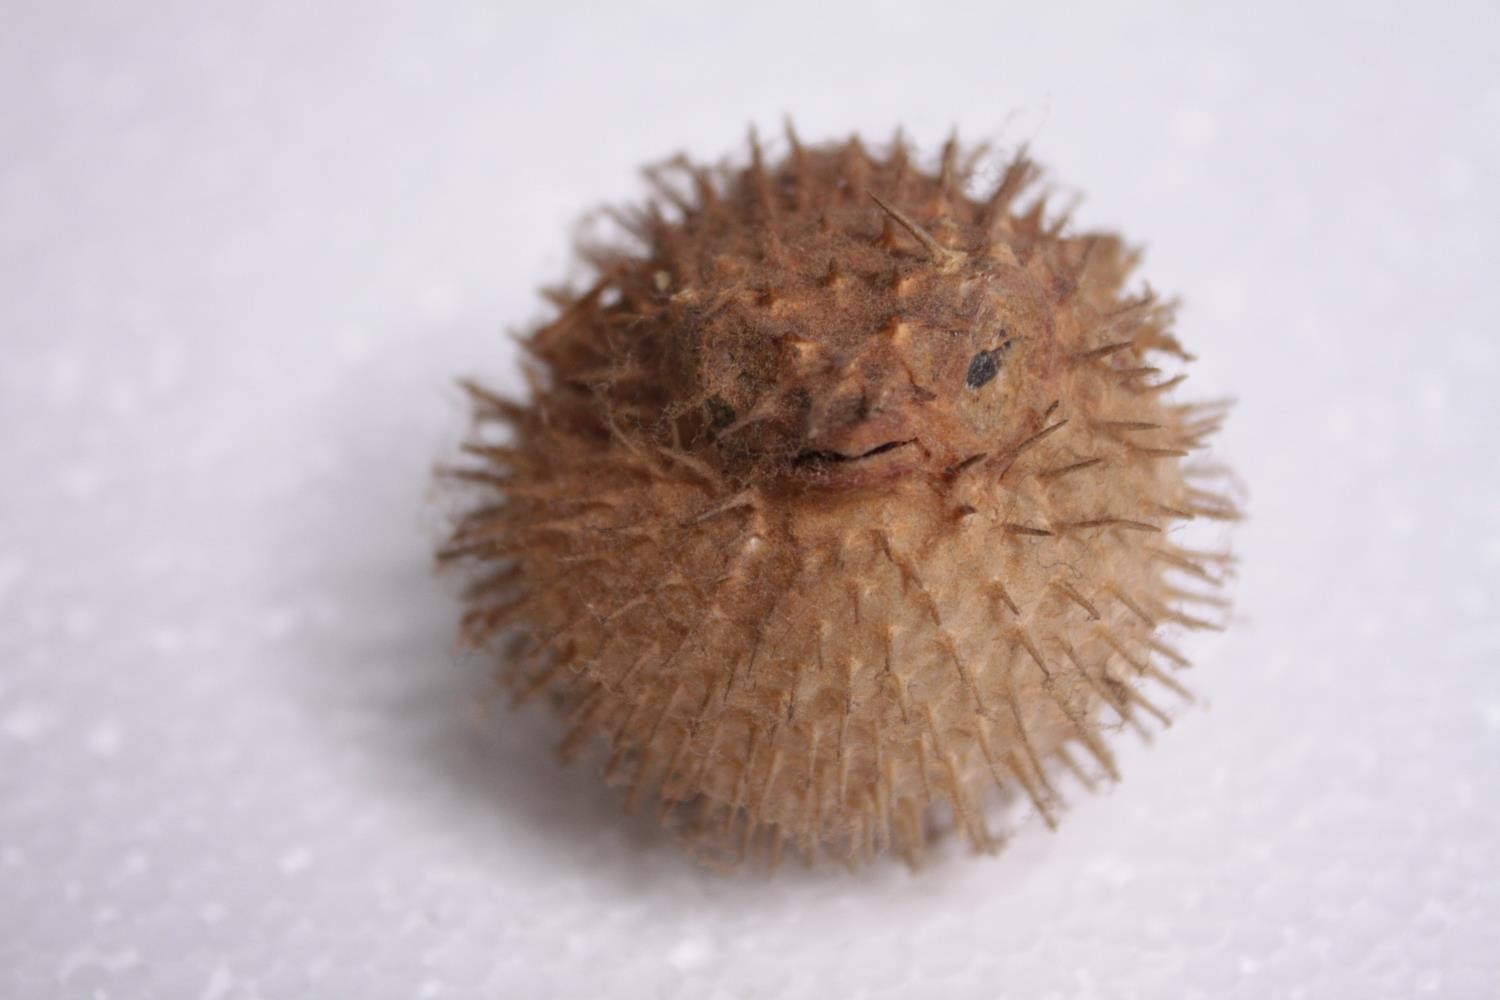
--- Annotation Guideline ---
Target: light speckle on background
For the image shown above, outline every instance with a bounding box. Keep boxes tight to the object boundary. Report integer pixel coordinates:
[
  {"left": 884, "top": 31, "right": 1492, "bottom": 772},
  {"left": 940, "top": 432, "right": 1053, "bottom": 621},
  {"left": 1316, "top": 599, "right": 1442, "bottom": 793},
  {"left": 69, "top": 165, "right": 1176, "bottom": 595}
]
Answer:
[
  {"left": 4, "top": 703, "right": 60, "bottom": 743},
  {"left": 1, "top": 2, "right": 1497, "bottom": 998},
  {"left": 84, "top": 719, "right": 124, "bottom": 757}
]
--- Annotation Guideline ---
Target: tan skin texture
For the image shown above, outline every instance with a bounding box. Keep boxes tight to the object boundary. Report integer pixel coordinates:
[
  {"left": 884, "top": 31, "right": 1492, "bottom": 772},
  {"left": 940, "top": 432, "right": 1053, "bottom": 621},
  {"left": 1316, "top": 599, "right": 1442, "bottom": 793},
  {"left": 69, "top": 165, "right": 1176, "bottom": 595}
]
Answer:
[{"left": 442, "top": 132, "right": 1238, "bottom": 869}]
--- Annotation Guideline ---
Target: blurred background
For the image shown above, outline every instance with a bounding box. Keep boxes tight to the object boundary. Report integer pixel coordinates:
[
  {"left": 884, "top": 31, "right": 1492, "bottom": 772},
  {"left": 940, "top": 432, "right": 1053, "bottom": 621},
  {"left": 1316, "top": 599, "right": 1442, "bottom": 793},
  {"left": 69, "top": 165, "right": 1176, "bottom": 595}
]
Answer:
[{"left": 2, "top": 2, "right": 1497, "bottom": 997}]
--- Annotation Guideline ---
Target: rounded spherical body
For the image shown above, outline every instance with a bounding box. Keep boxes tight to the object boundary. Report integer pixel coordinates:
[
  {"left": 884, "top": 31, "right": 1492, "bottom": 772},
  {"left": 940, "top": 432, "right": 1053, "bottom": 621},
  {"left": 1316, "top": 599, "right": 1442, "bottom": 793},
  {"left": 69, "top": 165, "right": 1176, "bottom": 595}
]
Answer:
[{"left": 441, "top": 131, "right": 1237, "bottom": 868}]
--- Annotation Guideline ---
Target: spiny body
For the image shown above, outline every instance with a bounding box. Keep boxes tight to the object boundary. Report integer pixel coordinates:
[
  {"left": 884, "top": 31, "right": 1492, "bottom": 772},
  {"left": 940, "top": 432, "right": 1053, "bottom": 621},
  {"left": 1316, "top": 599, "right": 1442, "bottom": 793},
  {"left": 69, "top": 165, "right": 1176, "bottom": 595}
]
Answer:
[{"left": 441, "top": 129, "right": 1237, "bottom": 868}]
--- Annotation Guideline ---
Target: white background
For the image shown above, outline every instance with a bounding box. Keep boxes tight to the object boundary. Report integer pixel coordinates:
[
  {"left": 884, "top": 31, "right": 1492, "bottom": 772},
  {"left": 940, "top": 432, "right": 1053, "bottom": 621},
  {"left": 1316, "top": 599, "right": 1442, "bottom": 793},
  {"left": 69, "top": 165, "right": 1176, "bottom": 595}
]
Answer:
[{"left": 3, "top": 2, "right": 1498, "bottom": 997}]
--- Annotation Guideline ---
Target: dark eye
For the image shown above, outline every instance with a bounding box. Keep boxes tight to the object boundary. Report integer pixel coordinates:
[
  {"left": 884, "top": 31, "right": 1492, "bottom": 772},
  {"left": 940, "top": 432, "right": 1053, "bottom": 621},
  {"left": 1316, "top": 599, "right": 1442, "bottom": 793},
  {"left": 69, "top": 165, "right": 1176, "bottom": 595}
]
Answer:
[
  {"left": 704, "top": 396, "right": 737, "bottom": 431},
  {"left": 965, "top": 350, "right": 1001, "bottom": 389}
]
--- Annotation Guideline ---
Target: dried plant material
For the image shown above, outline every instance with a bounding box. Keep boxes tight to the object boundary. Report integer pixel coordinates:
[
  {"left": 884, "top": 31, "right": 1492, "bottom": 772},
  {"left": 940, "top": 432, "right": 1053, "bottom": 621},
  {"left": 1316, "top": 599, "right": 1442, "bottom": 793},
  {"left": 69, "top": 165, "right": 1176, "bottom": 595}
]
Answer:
[{"left": 439, "top": 128, "right": 1239, "bottom": 869}]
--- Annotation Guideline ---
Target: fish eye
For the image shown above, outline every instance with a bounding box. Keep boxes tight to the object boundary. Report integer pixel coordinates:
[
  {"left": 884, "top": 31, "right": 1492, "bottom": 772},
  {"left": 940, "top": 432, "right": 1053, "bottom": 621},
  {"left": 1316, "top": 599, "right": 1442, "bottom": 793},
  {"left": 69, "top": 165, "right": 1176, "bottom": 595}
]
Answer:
[
  {"left": 964, "top": 336, "right": 1014, "bottom": 390},
  {"left": 965, "top": 349, "right": 1001, "bottom": 389},
  {"left": 704, "top": 396, "right": 737, "bottom": 430}
]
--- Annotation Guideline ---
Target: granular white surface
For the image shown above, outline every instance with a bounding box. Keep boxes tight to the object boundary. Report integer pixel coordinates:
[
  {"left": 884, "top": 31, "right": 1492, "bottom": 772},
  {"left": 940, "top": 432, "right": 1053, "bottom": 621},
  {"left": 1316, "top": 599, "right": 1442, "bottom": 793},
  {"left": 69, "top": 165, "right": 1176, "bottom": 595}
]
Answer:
[{"left": 3, "top": 3, "right": 1498, "bottom": 997}]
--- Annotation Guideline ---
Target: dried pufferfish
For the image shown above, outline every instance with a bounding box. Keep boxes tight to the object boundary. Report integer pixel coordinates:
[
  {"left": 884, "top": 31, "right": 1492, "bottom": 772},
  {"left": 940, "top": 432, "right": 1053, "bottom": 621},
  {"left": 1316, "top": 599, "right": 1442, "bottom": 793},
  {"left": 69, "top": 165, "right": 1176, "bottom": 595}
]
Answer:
[{"left": 440, "top": 130, "right": 1238, "bottom": 869}]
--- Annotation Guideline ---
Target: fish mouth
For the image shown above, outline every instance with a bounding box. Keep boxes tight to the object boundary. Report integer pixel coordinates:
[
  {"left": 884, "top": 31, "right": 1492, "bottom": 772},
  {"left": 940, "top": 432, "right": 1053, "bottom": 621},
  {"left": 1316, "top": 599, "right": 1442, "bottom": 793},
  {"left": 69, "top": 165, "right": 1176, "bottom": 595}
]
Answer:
[{"left": 791, "top": 438, "right": 917, "bottom": 470}]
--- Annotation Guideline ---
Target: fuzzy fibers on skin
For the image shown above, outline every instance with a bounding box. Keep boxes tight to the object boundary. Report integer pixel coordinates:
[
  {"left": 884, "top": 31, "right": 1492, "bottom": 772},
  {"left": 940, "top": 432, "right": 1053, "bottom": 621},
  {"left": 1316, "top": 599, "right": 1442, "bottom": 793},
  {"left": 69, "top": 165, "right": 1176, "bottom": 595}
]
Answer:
[{"left": 440, "top": 130, "right": 1238, "bottom": 869}]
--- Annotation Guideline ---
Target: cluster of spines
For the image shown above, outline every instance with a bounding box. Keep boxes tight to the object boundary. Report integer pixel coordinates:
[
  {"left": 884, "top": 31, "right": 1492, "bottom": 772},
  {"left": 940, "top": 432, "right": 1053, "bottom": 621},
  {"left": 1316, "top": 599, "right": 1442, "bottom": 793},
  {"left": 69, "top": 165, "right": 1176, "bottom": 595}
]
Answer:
[
  {"left": 441, "top": 131, "right": 1239, "bottom": 868},
  {"left": 531, "top": 128, "right": 1067, "bottom": 469},
  {"left": 444, "top": 400, "right": 1237, "bottom": 869}
]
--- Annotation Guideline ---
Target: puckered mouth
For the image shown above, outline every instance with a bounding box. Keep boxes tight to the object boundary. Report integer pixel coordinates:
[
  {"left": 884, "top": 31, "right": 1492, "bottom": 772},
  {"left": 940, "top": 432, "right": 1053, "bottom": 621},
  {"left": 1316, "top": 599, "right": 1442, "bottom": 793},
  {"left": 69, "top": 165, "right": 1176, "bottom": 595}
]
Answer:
[{"left": 790, "top": 437, "right": 917, "bottom": 470}]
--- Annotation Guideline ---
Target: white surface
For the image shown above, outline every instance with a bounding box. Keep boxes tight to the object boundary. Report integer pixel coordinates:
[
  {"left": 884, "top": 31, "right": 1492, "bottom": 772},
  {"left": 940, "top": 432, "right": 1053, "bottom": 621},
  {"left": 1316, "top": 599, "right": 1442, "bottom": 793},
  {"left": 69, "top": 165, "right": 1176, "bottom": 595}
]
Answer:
[{"left": 3, "top": 2, "right": 1498, "bottom": 997}]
